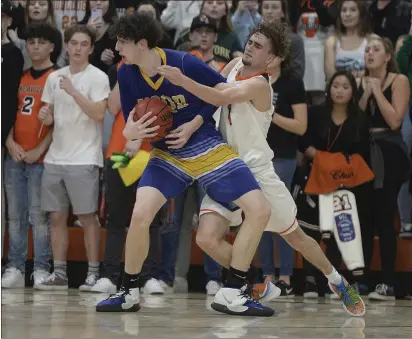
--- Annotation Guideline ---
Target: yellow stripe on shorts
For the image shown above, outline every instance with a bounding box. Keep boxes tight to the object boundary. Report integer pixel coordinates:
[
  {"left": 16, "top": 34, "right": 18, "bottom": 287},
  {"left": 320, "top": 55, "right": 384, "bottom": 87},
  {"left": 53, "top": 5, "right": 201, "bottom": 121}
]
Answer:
[{"left": 151, "top": 145, "right": 239, "bottom": 178}]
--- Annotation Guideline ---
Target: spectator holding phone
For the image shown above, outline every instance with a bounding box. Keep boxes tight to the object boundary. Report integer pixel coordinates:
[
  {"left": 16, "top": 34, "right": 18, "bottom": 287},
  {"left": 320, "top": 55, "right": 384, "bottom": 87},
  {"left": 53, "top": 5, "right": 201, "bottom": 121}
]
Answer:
[{"left": 79, "top": 0, "right": 120, "bottom": 74}]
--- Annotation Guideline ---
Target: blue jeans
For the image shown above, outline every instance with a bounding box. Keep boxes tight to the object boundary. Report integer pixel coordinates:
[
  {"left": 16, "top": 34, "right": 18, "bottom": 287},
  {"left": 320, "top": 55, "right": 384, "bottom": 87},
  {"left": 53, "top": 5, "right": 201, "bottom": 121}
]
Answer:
[
  {"left": 398, "top": 112, "right": 412, "bottom": 226},
  {"left": 158, "top": 183, "right": 221, "bottom": 285},
  {"left": 4, "top": 156, "right": 50, "bottom": 273},
  {"left": 258, "top": 158, "right": 297, "bottom": 277}
]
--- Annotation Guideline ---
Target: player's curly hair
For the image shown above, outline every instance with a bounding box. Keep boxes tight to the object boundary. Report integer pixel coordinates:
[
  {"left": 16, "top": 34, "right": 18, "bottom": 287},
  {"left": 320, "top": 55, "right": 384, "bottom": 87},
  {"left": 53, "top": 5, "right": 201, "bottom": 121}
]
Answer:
[
  {"left": 249, "top": 21, "right": 291, "bottom": 69},
  {"left": 109, "top": 12, "right": 163, "bottom": 49}
]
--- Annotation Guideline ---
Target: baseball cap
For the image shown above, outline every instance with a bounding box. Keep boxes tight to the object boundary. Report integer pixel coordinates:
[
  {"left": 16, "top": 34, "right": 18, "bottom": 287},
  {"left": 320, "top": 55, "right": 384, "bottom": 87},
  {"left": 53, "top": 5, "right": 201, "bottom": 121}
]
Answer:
[
  {"left": 190, "top": 14, "right": 218, "bottom": 33},
  {"left": 1, "top": 0, "right": 13, "bottom": 16}
]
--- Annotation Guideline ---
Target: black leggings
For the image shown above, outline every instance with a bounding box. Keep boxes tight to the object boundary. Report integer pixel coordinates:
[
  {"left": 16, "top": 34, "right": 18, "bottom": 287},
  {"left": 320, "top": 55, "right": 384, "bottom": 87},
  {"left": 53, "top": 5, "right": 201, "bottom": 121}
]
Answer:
[{"left": 363, "top": 141, "right": 409, "bottom": 287}]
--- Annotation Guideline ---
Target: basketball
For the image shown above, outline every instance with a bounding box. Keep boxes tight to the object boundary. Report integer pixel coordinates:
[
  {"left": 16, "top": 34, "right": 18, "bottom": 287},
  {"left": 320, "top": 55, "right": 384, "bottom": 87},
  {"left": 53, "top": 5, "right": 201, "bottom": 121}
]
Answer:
[{"left": 134, "top": 97, "right": 173, "bottom": 142}]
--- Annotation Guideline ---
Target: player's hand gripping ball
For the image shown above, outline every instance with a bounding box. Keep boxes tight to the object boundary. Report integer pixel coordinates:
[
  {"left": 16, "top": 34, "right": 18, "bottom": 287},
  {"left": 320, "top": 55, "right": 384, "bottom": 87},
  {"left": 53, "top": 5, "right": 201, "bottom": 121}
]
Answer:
[{"left": 134, "top": 98, "right": 173, "bottom": 142}]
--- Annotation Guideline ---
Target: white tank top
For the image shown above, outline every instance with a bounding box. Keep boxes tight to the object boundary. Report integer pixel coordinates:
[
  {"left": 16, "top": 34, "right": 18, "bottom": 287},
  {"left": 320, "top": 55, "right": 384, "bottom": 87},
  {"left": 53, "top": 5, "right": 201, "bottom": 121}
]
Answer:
[
  {"left": 219, "top": 59, "right": 274, "bottom": 169},
  {"left": 335, "top": 38, "right": 367, "bottom": 73}
]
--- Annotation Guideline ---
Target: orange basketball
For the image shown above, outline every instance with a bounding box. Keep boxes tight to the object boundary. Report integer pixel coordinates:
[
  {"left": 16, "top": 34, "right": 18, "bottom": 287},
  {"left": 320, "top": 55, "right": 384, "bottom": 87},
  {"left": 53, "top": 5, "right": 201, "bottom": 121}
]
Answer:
[{"left": 134, "top": 97, "right": 173, "bottom": 142}]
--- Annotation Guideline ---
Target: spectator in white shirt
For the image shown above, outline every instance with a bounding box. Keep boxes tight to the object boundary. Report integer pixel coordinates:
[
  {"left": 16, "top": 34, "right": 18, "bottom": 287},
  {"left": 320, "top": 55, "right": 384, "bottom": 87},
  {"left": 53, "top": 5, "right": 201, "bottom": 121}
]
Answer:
[
  {"left": 36, "top": 24, "right": 110, "bottom": 291},
  {"left": 160, "top": 0, "right": 202, "bottom": 46}
]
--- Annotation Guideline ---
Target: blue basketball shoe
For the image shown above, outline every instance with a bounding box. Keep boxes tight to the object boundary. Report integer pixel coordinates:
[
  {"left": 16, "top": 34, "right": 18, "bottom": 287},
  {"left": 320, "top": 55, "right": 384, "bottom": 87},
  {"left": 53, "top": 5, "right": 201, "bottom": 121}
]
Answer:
[
  {"left": 96, "top": 287, "right": 140, "bottom": 312},
  {"left": 211, "top": 285, "right": 275, "bottom": 316}
]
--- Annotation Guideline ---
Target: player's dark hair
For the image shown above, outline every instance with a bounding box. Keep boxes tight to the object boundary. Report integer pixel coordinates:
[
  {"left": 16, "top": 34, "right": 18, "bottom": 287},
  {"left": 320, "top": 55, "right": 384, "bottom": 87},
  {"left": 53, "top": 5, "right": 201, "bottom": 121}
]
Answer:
[
  {"left": 249, "top": 21, "right": 291, "bottom": 69},
  {"left": 24, "top": 22, "right": 58, "bottom": 43},
  {"left": 109, "top": 12, "right": 163, "bottom": 48}
]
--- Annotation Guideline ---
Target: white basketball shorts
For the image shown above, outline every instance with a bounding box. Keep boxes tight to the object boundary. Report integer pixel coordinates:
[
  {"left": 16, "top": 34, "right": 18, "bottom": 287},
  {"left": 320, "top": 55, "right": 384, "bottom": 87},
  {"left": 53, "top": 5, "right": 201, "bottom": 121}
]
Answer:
[{"left": 200, "top": 163, "right": 298, "bottom": 235}]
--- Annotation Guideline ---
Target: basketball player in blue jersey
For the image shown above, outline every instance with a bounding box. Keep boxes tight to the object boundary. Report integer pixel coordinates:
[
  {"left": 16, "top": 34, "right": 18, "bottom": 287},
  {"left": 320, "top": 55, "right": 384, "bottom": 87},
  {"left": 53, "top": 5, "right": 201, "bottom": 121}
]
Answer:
[
  {"left": 159, "top": 22, "right": 365, "bottom": 317},
  {"left": 96, "top": 13, "right": 274, "bottom": 316}
]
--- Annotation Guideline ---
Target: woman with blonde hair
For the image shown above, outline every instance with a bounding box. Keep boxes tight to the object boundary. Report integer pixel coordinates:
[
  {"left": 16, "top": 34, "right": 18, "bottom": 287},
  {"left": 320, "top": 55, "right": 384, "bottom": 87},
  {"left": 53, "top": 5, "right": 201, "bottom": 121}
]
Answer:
[
  {"left": 359, "top": 36, "right": 411, "bottom": 300},
  {"left": 8, "top": 0, "right": 62, "bottom": 69}
]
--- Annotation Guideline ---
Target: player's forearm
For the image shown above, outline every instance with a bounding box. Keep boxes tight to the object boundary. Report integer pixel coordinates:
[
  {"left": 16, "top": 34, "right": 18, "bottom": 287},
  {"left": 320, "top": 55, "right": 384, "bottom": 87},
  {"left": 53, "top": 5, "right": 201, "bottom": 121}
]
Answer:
[
  {"left": 72, "top": 91, "right": 107, "bottom": 121},
  {"left": 272, "top": 113, "right": 306, "bottom": 136},
  {"left": 182, "top": 77, "right": 227, "bottom": 106}
]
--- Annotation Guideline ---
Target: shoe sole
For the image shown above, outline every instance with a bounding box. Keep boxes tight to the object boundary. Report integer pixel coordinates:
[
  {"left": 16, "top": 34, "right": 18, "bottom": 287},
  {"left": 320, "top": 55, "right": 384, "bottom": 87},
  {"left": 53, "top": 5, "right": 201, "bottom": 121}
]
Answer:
[
  {"left": 303, "top": 292, "right": 319, "bottom": 299},
  {"left": 2, "top": 282, "right": 25, "bottom": 289},
  {"left": 89, "top": 288, "right": 117, "bottom": 294},
  {"left": 260, "top": 282, "right": 281, "bottom": 303},
  {"left": 278, "top": 294, "right": 295, "bottom": 299},
  {"left": 328, "top": 281, "right": 366, "bottom": 317},
  {"left": 96, "top": 304, "right": 141, "bottom": 312},
  {"left": 211, "top": 302, "right": 275, "bottom": 317},
  {"left": 35, "top": 285, "right": 68, "bottom": 291},
  {"left": 368, "top": 294, "right": 396, "bottom": 301}
]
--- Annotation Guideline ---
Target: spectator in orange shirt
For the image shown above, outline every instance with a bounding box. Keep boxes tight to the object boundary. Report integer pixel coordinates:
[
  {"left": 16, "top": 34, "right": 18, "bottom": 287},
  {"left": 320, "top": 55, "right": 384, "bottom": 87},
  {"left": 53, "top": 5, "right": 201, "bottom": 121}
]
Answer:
[{"left": 2, "top": 23, "right": 57, "bottom": 289}]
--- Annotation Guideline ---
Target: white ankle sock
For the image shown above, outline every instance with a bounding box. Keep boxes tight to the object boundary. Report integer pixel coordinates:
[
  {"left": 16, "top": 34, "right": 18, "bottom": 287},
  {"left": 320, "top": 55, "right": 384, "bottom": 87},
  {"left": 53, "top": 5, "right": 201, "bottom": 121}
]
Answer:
[{"left": 325, "top": 267, "right": 342, "bottom": 285}]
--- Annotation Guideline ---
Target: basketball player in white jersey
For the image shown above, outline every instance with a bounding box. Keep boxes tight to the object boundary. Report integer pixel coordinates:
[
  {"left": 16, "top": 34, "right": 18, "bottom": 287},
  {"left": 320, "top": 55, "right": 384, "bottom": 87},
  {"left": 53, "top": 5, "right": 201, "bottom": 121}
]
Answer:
[{"left": 159, "top": 22, "right": 365, "bottom": 317}]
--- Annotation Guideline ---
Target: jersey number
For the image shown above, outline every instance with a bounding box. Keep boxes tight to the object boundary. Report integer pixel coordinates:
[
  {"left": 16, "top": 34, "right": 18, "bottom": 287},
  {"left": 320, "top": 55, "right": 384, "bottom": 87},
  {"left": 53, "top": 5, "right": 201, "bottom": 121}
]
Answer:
[
  {"left": 22, "top": 96, "right": 35, "bottom": 115},
  {"left": 333, "top": 194, "right": 352, "bottom": 213}
]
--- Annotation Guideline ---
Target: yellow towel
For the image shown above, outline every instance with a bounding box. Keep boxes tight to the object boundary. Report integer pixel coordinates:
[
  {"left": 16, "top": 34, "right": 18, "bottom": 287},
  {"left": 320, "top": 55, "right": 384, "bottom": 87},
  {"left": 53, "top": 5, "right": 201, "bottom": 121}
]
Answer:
[{"left": 118, "top": 150, "right": 151, "bottom": 186}]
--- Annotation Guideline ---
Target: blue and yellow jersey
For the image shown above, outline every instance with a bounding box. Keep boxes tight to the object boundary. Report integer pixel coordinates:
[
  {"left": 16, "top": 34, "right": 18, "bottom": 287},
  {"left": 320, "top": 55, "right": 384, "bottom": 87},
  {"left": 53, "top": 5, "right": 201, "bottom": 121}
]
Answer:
[{"left": 118, "top": 48, "right": 226, "bottom": 158}]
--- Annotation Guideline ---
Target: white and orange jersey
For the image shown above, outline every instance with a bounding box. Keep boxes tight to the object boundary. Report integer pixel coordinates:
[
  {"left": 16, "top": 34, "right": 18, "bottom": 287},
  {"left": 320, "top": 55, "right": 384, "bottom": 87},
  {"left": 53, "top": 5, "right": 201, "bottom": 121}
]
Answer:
[{"left": 218, "top": 58, "right": 274, "bottom": 169}]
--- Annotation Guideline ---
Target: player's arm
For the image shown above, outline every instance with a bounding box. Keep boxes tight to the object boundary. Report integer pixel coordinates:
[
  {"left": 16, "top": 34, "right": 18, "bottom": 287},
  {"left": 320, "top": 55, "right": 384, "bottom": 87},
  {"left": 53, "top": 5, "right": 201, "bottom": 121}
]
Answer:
[
  {"left": 180, "top": 53, "right": 227, "bottom": 123},
  {"left": 159, "top": 65, "right": 268, "bottom": 106}
]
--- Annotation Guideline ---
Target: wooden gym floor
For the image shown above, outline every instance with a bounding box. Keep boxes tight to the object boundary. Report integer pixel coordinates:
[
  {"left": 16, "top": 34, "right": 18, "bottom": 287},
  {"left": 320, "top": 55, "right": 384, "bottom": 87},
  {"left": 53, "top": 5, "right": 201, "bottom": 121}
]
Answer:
[{"left": 1, "top": 289, "right": 411, "bottom": 338}]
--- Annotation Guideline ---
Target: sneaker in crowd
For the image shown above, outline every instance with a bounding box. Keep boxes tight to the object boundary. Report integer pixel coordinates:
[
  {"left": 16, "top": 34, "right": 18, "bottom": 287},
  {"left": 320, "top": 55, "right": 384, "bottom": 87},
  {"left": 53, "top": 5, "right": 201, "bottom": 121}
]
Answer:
[
  {"left": 211, "top": 285, "right": 274, "bottom": 317},
  {"left": 329, "top": 276, "right": 366, "bottom": 316},
  {"left": 399, "top": 223, "right": 412, "bottom": 239},
  {"left": 36, "top": 272, "right": 68, "bottom": 291},
  {"left": 90, "top": 277, "right": 117, "bottom": 294},
  {"left": 368, "top": 283, "right": 395, "bottom": 301},
  {"left": 251, "top": 281, "right": 281, "bottom": 303},
  {"left": 158, "top": 280, "right": 173, "bottom": 293},
  {"left": 275, "top": 280, "right": 295, "bottom": 298},
  {"left": 79, "top": 274, "right": 99, "bottom": 292},
  {"left": 73, "top": 215, "right": 101, "bottom": 228},
  {"left": 96, "top": 287, "right": 140, "bottom": 312},
  {"left": 303, "top": 281, "right": 319, "bottom": 299},
  {"left": 325, "top": 286, "right": 341, "bottom": 300},
  {"left": 2, "top": 268, "right": 25, "bottom": 289},
  {"left": 206, "top": 280, "right": 222, "bottom": 296},
  {"left": 352, "top": 282, "right": 369, "bottom": 296},
  {"left": 174, "top": 277, "right": 188, "bottom": 293},
  {"left": 142, "top": 278, "right": 164, "bottom": 295},
  {"left": 32, "top": 270, "right": 50, "bottom": 289}
]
